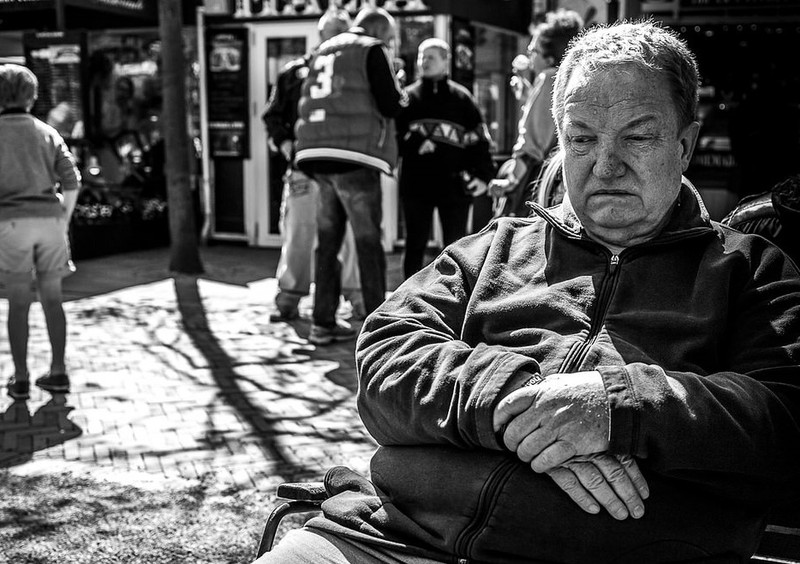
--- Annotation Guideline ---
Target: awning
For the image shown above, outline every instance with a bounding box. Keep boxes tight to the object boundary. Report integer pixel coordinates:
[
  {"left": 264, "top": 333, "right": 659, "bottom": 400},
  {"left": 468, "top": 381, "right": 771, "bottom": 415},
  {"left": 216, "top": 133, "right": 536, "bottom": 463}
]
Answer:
[{"left": 0, "top": 0, "right": 161, "bottom": 31}]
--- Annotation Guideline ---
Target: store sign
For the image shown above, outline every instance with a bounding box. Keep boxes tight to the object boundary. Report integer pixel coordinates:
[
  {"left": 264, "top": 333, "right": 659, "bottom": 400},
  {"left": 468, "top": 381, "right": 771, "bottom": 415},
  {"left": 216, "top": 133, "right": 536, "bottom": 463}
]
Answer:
[
  {"left": 206, "top": 29, "right": 249, "bottom": 158},
  {"left": 23, "top": 30, "right": 87, "bottom": 140}
]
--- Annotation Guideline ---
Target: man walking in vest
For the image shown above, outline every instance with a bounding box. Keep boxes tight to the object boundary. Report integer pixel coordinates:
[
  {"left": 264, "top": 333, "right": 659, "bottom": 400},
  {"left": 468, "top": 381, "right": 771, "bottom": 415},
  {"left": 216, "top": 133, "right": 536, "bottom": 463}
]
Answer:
[{"left": 295, "top": 6, "right": 407, "bottom": 345}]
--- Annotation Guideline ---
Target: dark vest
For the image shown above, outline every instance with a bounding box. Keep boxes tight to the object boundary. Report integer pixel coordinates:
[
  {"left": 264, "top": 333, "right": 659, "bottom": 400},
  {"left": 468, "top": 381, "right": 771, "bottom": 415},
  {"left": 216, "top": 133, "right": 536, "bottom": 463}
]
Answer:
[{"left": 295, "top": 31, "right": 398, "bottom": 175}]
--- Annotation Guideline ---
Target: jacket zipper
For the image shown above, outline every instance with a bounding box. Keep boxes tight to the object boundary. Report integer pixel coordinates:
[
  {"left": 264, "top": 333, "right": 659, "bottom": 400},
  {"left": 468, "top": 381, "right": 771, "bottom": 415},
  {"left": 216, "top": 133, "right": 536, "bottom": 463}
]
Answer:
[
  {"left": 560, "top": 252, "right": 622, "bottom": 373},
  {"left": 453, "top": 458, "right": 517, "bottom": 562}
]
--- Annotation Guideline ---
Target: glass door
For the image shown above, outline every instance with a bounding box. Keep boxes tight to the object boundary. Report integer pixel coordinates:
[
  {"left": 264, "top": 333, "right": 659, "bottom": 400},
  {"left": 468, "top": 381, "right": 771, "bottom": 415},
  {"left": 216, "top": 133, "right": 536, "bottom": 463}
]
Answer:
[{"left": 247, "top": 21, "right": 317, "bottom": 247}]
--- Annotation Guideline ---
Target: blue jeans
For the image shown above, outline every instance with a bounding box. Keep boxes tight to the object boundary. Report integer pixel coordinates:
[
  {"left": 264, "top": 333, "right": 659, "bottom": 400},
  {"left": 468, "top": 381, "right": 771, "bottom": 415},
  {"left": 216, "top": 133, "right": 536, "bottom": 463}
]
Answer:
[
  {"left": 275, "top": 169, "right": 361, "bottom": 313},
  {"left": 313, "top": 168, "right": 385, "bottom": 327}
]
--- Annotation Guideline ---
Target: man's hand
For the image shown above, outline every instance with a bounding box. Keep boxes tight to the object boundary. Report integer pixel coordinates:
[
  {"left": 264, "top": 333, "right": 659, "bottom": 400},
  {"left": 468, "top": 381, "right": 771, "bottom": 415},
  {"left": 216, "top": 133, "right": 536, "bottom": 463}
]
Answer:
[
  {"left": 493, "top": 371, "right": 610, "bottom": 473},
  {"left": 467, "top": 178, "right": 488, "bottom": 197},
  {"left": 279, "top": 140, "right": 293, "bottom": 162},
  {"left": 548, "top": 454, "right": 649, "bottom": 520},
  {"left": 488, "top": 177, "right": 514, "bottom": 198}
]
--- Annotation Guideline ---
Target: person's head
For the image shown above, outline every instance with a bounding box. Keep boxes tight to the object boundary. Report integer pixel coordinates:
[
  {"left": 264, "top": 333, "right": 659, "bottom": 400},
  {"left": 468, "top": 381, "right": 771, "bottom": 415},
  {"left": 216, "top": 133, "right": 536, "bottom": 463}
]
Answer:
[
  {"left": 0, "top": 63, "right": 38, "bottom": 111},
  {"left": 318, "top": 7, "right": 351, "bottom": 42},
  {"left": 528, "top": 9, "right": 583, "bottom": 75},
  {"left": 354, "top": 7, "right": 396, "bottom": 49},
  {"left": 417, "top": 38, "right": 450, "bottom": 80},
  {"left": 552, "top": 20, "right": 701, "bottom": 250}
]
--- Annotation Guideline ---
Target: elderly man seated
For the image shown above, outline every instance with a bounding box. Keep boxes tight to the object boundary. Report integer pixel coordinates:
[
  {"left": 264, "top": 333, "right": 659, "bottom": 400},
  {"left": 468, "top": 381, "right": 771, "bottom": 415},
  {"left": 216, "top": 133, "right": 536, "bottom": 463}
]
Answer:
[{"left": 254, "top": 20, "right": 800, "bottom": 564}]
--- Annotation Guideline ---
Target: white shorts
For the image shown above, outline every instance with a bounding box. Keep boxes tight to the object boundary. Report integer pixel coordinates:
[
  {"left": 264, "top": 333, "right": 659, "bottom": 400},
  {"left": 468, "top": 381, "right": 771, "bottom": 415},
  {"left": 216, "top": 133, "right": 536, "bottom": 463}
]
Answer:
[{"left": 0, "top": 217, "right": 76, "bottom": 283}]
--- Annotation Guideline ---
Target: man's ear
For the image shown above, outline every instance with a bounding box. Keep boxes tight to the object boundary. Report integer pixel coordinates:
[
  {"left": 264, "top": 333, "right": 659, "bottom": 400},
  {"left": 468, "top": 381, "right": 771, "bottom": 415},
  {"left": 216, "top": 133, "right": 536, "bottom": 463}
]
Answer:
[{"left": 679, "top": 120, "right": 701, "bottom": 172}]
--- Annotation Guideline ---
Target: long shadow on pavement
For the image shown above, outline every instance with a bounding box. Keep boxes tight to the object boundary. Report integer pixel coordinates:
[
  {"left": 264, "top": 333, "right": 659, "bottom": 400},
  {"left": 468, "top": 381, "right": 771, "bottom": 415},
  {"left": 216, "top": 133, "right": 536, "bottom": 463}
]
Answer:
[{"left": 173, "top": 275, "right": 324, "bottom": 481}]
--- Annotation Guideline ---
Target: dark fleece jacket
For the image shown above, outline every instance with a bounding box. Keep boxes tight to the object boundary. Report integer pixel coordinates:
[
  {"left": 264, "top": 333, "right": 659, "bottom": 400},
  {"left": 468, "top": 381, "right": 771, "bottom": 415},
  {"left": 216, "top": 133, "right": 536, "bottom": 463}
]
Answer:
[{"left": 308, "top": 185, "right": 800, "bottom": 564}]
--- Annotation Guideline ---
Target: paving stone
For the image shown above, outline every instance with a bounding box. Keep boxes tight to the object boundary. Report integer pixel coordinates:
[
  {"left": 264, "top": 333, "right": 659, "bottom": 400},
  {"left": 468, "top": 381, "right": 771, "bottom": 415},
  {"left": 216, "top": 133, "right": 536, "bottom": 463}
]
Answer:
[{"left": 0, "top": 245, "right": 406, "bottom": 495}]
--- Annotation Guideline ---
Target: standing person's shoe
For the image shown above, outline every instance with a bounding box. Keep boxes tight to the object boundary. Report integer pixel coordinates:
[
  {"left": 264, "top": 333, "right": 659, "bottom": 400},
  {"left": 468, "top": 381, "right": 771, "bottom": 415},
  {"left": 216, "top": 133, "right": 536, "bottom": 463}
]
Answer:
[
  {"left": 6, "top": 377, "right": 30, "bottom": 400},
  {"left": 348, "top": 294, "right": 367, "bottom": 321},
  {"left": 271, "top": 294, "right": 301, "bottom": 321},
  {"left": 35, "top": 372, "right": 70, "bottom": 393},
  {"left": 308, "top": 322, "right": 356, "bottom": 345},
  {"left": 269, "top": 307, "right": 300, "bottom": 322}
]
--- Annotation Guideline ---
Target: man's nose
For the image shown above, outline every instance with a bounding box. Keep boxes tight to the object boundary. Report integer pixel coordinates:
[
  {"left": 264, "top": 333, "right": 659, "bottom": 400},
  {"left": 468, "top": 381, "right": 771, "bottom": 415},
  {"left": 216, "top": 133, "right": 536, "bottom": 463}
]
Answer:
[{"left": 593, "top": 141, "right": 625, "bottom": 178}]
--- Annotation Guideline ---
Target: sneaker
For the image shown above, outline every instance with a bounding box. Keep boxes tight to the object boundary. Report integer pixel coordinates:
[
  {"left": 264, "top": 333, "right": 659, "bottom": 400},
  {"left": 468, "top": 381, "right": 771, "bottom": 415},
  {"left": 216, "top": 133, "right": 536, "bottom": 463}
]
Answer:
[
  {"left": 348, "top": 296, "right": 367, "bottom": 321},
  {"left": 35, "top": 372, "right": 70, "bottom": 393},
  {"left": 269, "top": 308, "right": 299, "bottom": 322},
  {"left": 308, "top": 322, "right": 356, "bottom": 346},
  {"left": 6, "top": 377, "right": 30, "bottom": 400}
]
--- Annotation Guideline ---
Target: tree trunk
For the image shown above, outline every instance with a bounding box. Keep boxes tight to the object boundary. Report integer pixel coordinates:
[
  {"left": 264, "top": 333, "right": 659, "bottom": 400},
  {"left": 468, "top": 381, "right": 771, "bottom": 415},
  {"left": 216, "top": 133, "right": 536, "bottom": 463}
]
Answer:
[{"left": 158, "top": 0, "right": 204, "bottom": 274}]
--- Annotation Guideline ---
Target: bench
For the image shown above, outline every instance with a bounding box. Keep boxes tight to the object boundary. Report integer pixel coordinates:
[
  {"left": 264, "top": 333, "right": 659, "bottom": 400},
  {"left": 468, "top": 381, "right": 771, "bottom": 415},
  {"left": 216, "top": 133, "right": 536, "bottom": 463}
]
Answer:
[{"left": 257, "top": 482, "right": 800, "bottom": 562}]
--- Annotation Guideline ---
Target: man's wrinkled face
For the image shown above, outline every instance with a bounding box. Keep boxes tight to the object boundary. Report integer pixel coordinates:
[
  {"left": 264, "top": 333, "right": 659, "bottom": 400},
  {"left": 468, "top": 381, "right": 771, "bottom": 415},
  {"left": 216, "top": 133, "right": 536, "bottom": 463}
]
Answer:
[
  {"left": 560, "top": 64, "right": 699, "bottom": 249},
  {"left": 418, "top": 47, "right": 449, "bottom": 79}
]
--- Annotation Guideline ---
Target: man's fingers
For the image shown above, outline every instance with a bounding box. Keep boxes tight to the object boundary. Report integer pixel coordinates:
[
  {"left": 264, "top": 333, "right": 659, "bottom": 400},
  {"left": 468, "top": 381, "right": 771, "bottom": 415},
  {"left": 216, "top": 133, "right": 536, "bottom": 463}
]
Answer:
[
  {"left": 589, "top": 455, "right": 645, "bottom": 519},
  {"left": 618, "top": 455, "right": 650, "bottom": 499},
  {"left": 492, "top": 389, "right": 536, "bottom": 432},
  {"left": 530, "top": 439, "right": 576, "bottom": 472},
  {"left": 566, "top": 461, "right": 630, "bottom": 520},
  {"left": 547, "top": 467, "right": 601, "bottom": 515}
]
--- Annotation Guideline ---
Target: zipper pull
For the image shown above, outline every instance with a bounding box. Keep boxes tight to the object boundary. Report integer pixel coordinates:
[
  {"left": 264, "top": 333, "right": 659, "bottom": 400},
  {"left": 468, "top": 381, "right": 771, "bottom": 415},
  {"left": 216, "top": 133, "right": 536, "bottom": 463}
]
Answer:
[{"left": 610, "top": 254, "right": 619, "bottom": 274}]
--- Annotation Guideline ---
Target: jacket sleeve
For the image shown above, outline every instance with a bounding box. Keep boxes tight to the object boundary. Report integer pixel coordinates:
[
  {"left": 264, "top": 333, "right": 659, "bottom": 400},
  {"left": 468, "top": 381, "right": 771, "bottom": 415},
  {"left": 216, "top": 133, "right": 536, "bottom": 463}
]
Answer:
[
  {"left": 261, "top": 61, "right": 301, "bottom": 148},
  {"left": 366, "top": 44, "right": 408, "bottom": 118},
  {"left": 54, "top": 134, "right": 80, "bottom": 192},
  {"left": 512, "top": 69, "right": 556, "bottom": 164},
  {"left": 461, "top": 94, "right": 496, "bottom": 182},
  {"left": 356, "top": 228, "right": 541, "bottom": 451},
  {"left": 604, "top": 244, "right": 800, "bottom": 503}
]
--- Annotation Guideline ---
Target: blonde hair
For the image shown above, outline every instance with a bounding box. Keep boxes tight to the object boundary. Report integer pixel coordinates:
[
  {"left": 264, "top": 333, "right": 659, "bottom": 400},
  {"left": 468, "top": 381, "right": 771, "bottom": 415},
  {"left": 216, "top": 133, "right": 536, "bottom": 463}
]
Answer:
[
  {"left": 418, "top": 38, "right": 450, "bottom": 59},
  {"left": 0, "top": 64, "right": 38, "bottom": 110}
]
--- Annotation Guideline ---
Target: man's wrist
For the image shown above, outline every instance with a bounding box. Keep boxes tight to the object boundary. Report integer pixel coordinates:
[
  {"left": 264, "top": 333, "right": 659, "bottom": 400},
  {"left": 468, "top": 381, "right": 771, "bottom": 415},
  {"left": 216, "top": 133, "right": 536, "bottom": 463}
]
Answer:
[{"left": 523, "top": 373, "right": 544, "bottom": 387}]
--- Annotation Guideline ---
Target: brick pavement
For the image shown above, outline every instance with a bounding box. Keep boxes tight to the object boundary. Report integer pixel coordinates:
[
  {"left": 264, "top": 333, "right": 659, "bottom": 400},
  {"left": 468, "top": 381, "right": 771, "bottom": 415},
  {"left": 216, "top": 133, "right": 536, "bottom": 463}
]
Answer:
[{"left": 0, "top": 244, "right": 408, "bottom": 493}]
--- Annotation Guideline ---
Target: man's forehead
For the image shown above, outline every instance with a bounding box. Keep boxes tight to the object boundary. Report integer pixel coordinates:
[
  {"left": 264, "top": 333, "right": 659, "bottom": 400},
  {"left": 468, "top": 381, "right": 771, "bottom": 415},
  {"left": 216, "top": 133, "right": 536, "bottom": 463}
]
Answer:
[{"left": 563, "top": 64, "right": 673, "bottom": 117}]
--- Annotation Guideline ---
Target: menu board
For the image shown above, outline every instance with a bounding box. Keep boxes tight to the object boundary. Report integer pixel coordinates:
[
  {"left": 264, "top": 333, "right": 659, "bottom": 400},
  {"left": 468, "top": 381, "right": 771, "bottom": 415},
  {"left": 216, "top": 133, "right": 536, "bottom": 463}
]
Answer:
[
  {"left": 23, "top": 31, "right": 87, "bottom": 140},
  {"left": 206, "top": 28, "right": 250, "bottom": 159}
]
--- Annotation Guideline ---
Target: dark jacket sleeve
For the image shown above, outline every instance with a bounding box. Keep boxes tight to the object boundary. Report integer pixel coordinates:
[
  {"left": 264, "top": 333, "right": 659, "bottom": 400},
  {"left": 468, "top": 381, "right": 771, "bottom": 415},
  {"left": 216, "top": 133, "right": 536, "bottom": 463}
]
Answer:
[
  {"left": 366, "top": 44, "right": 407, "bottom": 118},
  {"left": 605, "top": 242, "right": 800, "bottom": 503},
  {"left": 261, "top": 58, "right": 305, "bottom": 148},
  {"left": 460, "top": 94, "right": 496, "bottom": 183},
  {"left": 356, "top": 227, "right": 542, "bottom": 450}
]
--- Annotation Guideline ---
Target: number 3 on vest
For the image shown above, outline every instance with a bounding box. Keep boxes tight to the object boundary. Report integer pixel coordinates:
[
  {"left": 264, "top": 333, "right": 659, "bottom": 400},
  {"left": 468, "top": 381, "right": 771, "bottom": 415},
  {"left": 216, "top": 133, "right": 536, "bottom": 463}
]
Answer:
[{"left": 310, "top": 54, "right": 336, "bottom": 99}]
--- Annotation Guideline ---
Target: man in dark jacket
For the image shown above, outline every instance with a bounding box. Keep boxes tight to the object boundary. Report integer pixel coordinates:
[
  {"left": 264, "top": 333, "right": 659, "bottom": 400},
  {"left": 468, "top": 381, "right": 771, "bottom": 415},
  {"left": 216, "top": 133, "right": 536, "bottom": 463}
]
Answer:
[
  {"left": 294, "top": 6, "right": 407, "bottom": 346},
  {"left": 396, "top": 37, "right": 495, "bottom": 279},
  {"left": 254, "top": 21, "right": 800, "bottom": 564},
  {"left": 261, "top": 8, "right": 365, "bottom": 322}
]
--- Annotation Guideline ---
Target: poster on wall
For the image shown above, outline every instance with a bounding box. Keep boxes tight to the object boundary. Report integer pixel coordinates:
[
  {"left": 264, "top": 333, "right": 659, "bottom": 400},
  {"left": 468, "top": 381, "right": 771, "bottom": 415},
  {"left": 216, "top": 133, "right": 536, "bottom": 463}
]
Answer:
[
  {"left": 206, "top": 28, "right": 249, "bottom": 159},
  {"left": 23, "top": 31, "right": 87, "bottom": 140}
]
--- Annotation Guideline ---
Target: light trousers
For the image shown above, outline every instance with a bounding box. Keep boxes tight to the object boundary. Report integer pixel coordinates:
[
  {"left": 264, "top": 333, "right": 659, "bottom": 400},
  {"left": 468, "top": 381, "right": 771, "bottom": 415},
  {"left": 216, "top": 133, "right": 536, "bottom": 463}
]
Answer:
[{"left": 275, "top": 169, "right": 361, "bottom": 311}]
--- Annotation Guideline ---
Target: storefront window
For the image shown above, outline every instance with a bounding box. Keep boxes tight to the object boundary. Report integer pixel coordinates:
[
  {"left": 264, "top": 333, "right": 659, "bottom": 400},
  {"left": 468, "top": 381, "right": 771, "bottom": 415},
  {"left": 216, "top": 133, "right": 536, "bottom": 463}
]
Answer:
[
  {"left": 472, "top": 24, "right": 527, "bottom": 156},
  {"left": 83, "top": 29, "right": 199, "bottom": 193}
]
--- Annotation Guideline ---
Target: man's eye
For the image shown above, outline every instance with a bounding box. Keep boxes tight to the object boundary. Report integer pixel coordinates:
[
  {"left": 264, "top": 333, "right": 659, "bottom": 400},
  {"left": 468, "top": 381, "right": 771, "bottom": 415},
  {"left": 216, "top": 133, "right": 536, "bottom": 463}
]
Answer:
[{"left": 568, "top": 136, "right": 592, "bottom": 145}]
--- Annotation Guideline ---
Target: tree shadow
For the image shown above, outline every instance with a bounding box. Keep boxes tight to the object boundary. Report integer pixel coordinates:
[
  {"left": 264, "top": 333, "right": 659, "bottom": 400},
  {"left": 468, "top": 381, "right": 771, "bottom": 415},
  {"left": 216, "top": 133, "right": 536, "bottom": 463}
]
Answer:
[
  {"left": 173, "top": 275, "right": 354, "bottom": 481},
  {"left": 0, "top": 394, "right": 83, "bottom": 469}
]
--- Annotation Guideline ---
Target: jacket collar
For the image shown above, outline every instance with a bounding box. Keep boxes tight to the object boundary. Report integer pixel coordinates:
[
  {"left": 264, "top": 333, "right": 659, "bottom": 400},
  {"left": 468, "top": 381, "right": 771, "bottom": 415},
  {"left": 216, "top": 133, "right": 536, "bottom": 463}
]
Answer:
[
  {"left": 0, "top": 107, "right": 28, "bottom": 116},
  {"left": 531, "top": 178, "right": 714, "bottom": 245},
  {"left": 421, "top": 76, "right": 448, "bottom": 95}
]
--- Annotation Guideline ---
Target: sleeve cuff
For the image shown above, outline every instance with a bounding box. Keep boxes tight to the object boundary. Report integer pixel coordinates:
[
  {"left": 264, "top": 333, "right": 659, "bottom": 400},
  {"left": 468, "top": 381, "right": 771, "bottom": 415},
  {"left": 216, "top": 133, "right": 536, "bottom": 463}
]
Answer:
[{"left": 598, "top": 365, "right": 639, "bottom": 455}]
